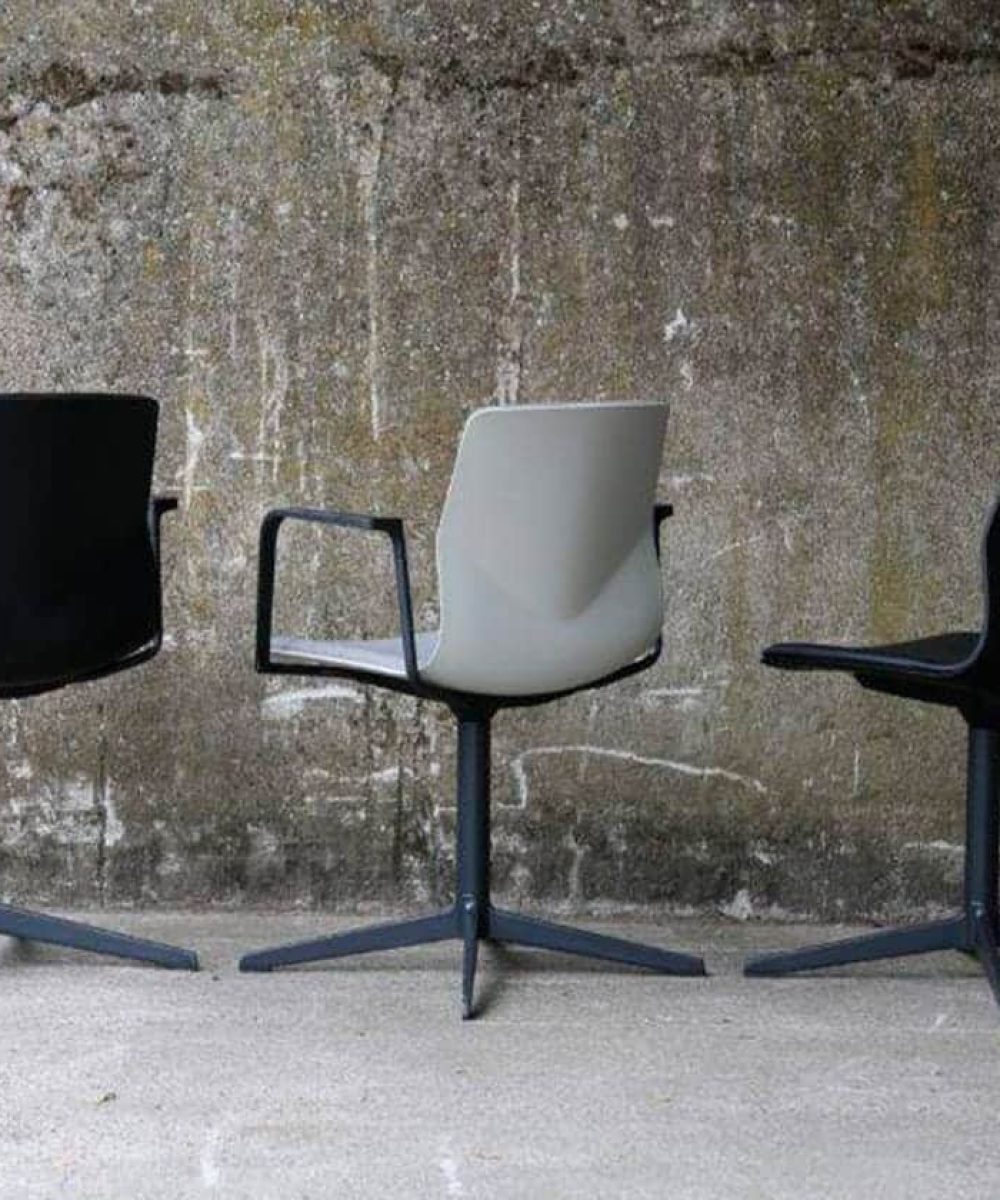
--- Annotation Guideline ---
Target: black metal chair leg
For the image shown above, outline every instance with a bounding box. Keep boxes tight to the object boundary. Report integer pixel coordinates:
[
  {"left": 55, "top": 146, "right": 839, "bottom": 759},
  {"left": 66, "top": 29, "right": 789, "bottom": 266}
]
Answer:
[
  {"left": 744, "top": 916, "right": 966, "bottom": 977},
  {"left": 0, "top": 902, "right": 198, "bottom": 970},
  {"left": 972, "top": 913, "right": 1000, "bottom": 1007},
  {"left": 489, "top": 906, "right": 707, "bottom": 975},
  {"left": 460, "top": 899, "right": 480, "bottom": 1020},
  {"left": 239, "top": 908, "right": 458, "bottom": 972}
]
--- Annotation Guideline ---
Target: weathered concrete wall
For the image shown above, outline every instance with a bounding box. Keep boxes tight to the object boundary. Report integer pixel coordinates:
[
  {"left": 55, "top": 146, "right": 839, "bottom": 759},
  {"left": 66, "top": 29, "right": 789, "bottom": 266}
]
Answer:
[{"left": 1, "top": 1, "right": 999, "bottom": 921}]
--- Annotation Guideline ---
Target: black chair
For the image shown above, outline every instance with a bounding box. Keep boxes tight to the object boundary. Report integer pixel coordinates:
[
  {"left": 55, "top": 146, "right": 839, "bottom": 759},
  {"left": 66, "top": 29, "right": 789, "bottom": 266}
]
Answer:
[
  {"left": 240, "top": 403, "right": 706, "bottom": 1017},
  {"left": 0, "top": 393, "right": 197, "bottom": 970},
  {"left": 745, "top": 496, "right": 1000, "bottom": 1008}
]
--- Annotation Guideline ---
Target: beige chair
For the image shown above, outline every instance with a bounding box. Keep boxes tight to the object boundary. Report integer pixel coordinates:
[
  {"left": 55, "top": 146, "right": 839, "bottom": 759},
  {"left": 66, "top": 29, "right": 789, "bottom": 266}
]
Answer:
[{"left": 241, "top": 402, "right": 705, "bottom": 1017}]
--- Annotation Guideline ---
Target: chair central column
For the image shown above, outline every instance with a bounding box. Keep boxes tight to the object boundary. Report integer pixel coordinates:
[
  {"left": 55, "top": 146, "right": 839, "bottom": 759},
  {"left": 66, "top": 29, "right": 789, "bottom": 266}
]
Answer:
[
  {"left": 966, "top": 725, "right": 1000, "bottom": 920},
  {"left": 454, "top": 707, "right": 492, "bottom": 925}
]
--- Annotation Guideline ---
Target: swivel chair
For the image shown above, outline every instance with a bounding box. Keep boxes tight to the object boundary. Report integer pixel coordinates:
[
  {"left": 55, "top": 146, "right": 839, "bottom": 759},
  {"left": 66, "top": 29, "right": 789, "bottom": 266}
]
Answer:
[
  {"left": 240, "top": 402, "right": 706, "bottom": 1016},
  {"left": 746, "top": 496, "right": 1000, "bottom": 1009},
  {"left": 0, "top": 393, "right": 197, "bottom": 970}
]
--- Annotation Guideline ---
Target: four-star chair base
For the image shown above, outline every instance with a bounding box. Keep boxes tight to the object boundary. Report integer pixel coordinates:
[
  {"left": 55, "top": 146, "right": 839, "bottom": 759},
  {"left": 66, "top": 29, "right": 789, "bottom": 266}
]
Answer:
[
  {"left": 240, "top": 705, "right": 706, "bottom": 1018},
  {"left": 0, "top": 901, "right": 198, "bottom": 970},
  {"left": 745, "top": 724, "right": 1000, "bottom": 1010}
]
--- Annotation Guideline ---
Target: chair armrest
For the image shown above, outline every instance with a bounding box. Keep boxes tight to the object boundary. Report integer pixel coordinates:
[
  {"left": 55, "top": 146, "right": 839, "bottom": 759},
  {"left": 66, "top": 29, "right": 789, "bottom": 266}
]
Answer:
[
  {"left": 256, "top": 507, "right": 419, "bottom": 682},
  {"left": 149, "top": 494, "right": 179, "bottom": 559},
  {"left": 653, "top": 502, "right": 674, "bottom": 558},
  {"left": 145, "top": 494, "right": 179, "bottom": 647}
]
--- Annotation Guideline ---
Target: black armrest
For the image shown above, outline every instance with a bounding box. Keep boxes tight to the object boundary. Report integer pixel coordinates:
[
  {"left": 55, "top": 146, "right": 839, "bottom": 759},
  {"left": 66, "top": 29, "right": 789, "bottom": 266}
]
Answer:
[
  {"left": 653, "top": 502, "right": 674, "bottom": 557},
  {"left": 150, "top": 494, "right": 179, "bottom": 546},
  {"left": 256, "top": 507, "right": 419, "bottom": 682},
  {"left": 149, "top": 493, "right": 179, "bottom": 562},
  {"left": 146, "top": 494, "right": 179, "bottom": 647}
]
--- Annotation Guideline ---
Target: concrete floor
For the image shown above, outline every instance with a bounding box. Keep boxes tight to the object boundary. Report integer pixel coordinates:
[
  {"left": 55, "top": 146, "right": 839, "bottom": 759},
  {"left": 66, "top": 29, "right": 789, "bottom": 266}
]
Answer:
[{"left": 0, "top": 912, "right": 997, "bottom": 1199}]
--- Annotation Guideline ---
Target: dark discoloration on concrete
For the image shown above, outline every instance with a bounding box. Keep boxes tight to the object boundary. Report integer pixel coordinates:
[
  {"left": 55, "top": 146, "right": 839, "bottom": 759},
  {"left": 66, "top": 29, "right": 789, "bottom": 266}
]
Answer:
[{"left": 0, "top": 3, "right": 997, "bottom": 921}]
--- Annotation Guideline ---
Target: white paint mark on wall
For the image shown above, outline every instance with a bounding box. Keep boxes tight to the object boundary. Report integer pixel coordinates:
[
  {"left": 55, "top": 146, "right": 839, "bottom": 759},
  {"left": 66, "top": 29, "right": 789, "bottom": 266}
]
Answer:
[
  {"left": 902, "top": 839, "right": 964, "bottom": 859},
  {"left": 495, "top": 116, "right": 523, "bottom": 407},
  {"left": 361, "top": 765, "right": 408, "bottom": 786},
  {"left": 698, "top": 534, "right": 766, "bottom": 566},
  {"left": 667, "top": 472, "right": 715, "bottom": 489},
  {"left": 641, "top": 686, "right": 705, "bottom": 712},
  {"left": 679, "top": 361, "right": 694, "bottom": 390},
  {"left": 102, "top": 789, "right": 125, "bottom": 848},
  {"left": 564, "top": 828, "right": 587, "bottom": 902},
  {"left": 662, "top": 307, "right": 689, "bottom": 343},
  {"left": 698, "top": 516, "right": 800, "bottom": 568},
  {"left": 509, "top": 744, "right": 766, "bottom": 807},
  {"left": 262, "top": 684, "right": 365, "bottom": 719},
  {"left": 256, "top": 319, "right": 288, "bottom": 485},
  {"left": 357, "top": 78, "right": 398, "bottom": 439},
  {"left": 181, "top": 407, "right": 205, "bottom": 510},
  {"left": 720, "top": 888, "right": 754, "bottom": 921}
]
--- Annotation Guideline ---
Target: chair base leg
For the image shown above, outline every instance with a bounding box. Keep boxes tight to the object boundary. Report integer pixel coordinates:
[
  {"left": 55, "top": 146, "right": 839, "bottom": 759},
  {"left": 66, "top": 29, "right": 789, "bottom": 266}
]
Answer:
[
  {"left": 460, "top": 899, "right": 481, "bottom": 1021},
  {"left": 0, "top": 902, "right": 199, "bottom": 970},
  {"left": 488, "top": 906, "right": 707, "bottom": 976},
  {"left": 745, "top": 724, "right": 1000, "bottom": 1012},
  {"left": 238, "top": 903, "right": 706, "bottom": 1016},
  {"left": 239, "top": 705, "right": 705, "bottom": 1015},
  {"left": 744, "top": 916, "right": 966, "bottom": 976},
  {"left": 971, "top": 910, "right": 1000, "bottom": 1007},
  {"left": 744, "top": 911, "right": 1000, "bottom": 1010},
  {"left": 239, "top": 909, "right": 459, "bottom": 972}
]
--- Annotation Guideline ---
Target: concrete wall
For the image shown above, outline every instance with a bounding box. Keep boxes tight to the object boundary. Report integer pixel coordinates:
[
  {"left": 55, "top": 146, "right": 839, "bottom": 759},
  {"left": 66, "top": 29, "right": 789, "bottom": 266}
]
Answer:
[{"left": 1, "top": 1, "right": 998, "bottom": 921}]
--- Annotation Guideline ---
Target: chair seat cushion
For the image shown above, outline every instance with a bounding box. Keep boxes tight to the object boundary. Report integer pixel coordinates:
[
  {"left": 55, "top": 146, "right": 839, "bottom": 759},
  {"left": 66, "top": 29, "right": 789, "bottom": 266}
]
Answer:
[
  {"left": 762, "top": 631, "right": 980, "bottom": 678},
  {"left": 270, "top": 632, "right": 439, "bottom": 679}
]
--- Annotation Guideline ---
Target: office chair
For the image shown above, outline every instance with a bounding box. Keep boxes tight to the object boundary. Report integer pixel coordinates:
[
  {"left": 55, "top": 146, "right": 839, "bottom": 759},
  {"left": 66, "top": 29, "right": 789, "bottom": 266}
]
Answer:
[
  {"left": 0, "top": 392, "right": 198, "bottom": 970},
  {"left": 746, "top": 495, "right": 1000, "bottom": 1009},
  {"left": 241, "top": 402, "right": 706, "bottom": 1016}
]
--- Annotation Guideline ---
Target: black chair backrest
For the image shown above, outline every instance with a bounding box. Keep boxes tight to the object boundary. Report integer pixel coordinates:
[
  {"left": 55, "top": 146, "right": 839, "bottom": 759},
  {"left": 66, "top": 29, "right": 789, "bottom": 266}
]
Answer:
[{"left": 0, "top": 393, "right": 161, "bottom": 693}]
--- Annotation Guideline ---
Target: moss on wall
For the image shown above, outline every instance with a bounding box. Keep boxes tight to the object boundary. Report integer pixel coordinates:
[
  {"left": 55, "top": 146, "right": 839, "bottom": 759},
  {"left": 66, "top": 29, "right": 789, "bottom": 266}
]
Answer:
[{"left": 0, "top": 2, "right": 997, "bottom": 919}]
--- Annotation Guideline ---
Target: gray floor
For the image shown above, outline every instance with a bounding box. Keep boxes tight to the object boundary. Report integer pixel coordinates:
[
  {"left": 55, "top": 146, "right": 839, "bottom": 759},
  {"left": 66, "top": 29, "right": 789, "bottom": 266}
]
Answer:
[{"left": 0, "top": 912, "right": 997, "bottom": 1199}]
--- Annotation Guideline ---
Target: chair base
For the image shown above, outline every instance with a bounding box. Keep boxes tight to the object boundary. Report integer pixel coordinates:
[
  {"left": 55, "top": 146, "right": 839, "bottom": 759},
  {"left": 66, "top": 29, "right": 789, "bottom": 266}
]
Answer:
[
  {"left": 240, "top": 702, "right": 705, "bottom": 1016},
  {"left": 746, "top": 723, "right": 1000, "bottom": 1012},
  {"left": 745, "top": 910, "right": 1000, "bottom": 1007},
  {"left": 239, "top": 902, "right": 706, "bottom": 1019},
  {"left": 0, "top": 901, "right": 199, "bottom": 970}
]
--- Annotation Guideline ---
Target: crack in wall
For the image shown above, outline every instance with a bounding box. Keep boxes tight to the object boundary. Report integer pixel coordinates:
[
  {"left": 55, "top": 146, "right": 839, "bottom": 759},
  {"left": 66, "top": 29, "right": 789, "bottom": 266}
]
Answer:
[
  {"left": 362, "top": 44, "right": 623, "bottom": 97},
  {"left": 673, "top": 39, "right": 1000, "bottom": 80},
  {"left": 362, "top": 37, "right": 1000, "bottom": 93},
  {"left": 0, "top": 62, "right": 234, "bottom": 129}
]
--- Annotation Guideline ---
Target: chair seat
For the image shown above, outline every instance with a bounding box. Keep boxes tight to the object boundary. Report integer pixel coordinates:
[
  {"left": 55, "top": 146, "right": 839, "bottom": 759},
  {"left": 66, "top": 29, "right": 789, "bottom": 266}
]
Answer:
[
  {"left": 270, "top": 632, "right": 440, "bottom": 679},
  {"left": 762, "top": 631, "right": 980, "bottom": 678},
  {"left": 0, "top": 635, "right": 161, "bottom": 699}
]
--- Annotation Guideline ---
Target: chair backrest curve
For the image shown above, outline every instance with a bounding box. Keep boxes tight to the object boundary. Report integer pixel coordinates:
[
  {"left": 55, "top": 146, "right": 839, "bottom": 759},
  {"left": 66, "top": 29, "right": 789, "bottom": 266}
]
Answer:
[
  {"left": 0, "top": 393, "right": 161, "bottom": 691},
  {"left": 422, "top": 402, "right": 668, "bottom": 696}
]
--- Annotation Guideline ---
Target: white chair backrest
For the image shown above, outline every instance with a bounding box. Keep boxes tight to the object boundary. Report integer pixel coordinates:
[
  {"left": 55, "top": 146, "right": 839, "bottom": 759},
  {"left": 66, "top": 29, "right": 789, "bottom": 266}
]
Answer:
[{"left": 422, "top": 402, "right": 668, "bottom": 696}]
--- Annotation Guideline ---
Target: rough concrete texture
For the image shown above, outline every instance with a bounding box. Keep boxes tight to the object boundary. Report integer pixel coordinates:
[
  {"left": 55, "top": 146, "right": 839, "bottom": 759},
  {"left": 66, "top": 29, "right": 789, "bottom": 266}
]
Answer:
[
  {"left": 1, "top": 913, "right": 999, "bottom": 1198},
  {"left": 0, "top": 3, "right": 999, "bottom": 918}
]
